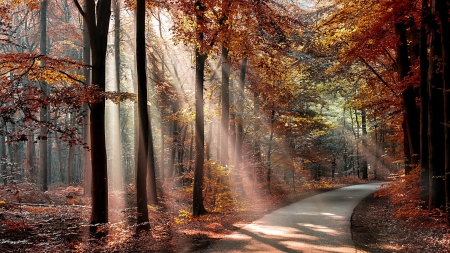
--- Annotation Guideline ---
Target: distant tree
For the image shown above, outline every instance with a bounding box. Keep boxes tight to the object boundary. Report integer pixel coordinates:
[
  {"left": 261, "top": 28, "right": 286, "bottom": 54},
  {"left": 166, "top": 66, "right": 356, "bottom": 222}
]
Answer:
[{"left": 39, "top": 0, "right": 49, "bottom": 192}]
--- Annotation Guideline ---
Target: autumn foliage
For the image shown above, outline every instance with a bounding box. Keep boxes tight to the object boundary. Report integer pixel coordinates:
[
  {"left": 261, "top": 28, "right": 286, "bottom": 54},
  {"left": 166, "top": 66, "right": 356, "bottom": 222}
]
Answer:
[{"left": 376, "top": 167, "right": 427, "bottom": 221}]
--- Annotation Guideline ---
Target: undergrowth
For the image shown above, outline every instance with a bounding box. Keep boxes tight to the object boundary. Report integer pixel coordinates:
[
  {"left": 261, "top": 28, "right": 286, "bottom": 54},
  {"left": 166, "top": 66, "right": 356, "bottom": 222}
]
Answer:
[{"left": 375, "top": 167, "right": 429, "bottom": 222}]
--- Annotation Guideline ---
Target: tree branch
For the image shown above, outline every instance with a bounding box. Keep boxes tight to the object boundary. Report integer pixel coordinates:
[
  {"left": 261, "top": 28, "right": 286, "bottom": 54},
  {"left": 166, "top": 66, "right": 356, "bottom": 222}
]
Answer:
[
  {"left": 72, "top": 0, "right": 86, "bottom": 18},
  {"left": 359, "top": 57, "right": 400, "bottom": 98}
]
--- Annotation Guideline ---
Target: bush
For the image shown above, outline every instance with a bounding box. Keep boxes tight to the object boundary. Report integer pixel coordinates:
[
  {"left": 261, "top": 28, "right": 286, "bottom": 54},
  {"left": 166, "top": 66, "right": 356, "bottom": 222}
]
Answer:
[{"left": 375, "top": 167, "right": 427, "bottom": 221}]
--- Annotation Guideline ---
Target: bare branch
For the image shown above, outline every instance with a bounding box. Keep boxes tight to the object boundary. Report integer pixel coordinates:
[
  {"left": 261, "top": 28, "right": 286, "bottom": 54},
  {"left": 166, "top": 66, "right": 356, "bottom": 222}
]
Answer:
[
  {"left": 359, "top": 57, "right": 400, "bottom": 99},
  {"left": 72, "top": 0, "right": 86, "bottom": 18}
]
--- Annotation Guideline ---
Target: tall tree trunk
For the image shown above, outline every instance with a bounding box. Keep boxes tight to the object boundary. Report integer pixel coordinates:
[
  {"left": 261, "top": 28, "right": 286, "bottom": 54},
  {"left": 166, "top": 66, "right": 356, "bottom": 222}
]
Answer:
[
  {"left": 192, "top": 0, "right": 208, "bottom": 216},
  {"left": 221, "top": 46, "right": 230, "bottom": 166},
  {"left": 396, "top": 17, "right": 420, "bottom": 172},
  {"left": 135, "top": 0, "right": 150, "bottom": 232},
  {"left": 74, "top": 0, "right": 111, "bottom": 235},
  {"left": 436, "top": 0, "right": 450, "bottom": 225},
  {"left": 39, "top": 0, "right": 48, "bottom": 192},
  {"left": 235, "top": 58, "right": 247, "bottom": 171},
  {"left": 82, "top": 0, "right": 92, "bottom": 196},
  {"left": 147, "top": 85, "right": 158, "bottom": 205},
  {"left": 428, "top": 8, "right": 446, "bottom": 210},
  {"left": 110, "top": 0, "right": 122, "bottom": 190},
  {"left": 193, "top": 48, "right": 208, "bottom": 217},
  {"left": 420, "top": 0, "right": 430, "bottom": 205}
]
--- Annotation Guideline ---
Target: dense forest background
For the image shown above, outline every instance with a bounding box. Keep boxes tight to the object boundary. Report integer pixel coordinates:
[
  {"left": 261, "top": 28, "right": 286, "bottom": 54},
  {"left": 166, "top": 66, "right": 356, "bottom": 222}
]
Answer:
[{"left": 1, "top": 0, "right": 449, "bottom": 251}]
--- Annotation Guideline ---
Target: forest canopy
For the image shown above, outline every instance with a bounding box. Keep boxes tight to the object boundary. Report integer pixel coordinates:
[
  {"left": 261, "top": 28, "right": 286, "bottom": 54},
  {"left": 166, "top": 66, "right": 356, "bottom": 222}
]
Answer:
[{"left": 1, "top": 0, "right": 449, "bottom": 251}]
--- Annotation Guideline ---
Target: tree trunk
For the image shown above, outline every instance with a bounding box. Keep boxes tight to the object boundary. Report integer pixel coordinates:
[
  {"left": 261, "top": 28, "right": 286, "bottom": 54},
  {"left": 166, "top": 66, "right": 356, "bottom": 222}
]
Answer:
[
  {"left": 193, "top": 48, "right": 208, "bottom": 217},
  {"left": 39, "top": 0, "right": 48, "bottom": 192},
  {"left": 436, "top": 0, "right": 450, "bottom": 225},
  {"left": 253, "top": 92, "right": 263, "bottom": 182},
  {"left": 396, "top": 17, "right": 420, "bottom": 171},
  {"left": 27, "top": 131, "right": 35, "bottom": 182},
  {"left": 74, "top": 0, "right": 111, "bottom": 235},
  {"left": 82, "top": 0, "right": 92, "bottom": 196},
  {"left": 67, "top": 115, "right": 76, "bottom": 185},
  {"left": 428, "top": 10, "right": 446, "bottom": 210},
  {"left": 420, "top": 0, "right": 430, "bottom": 205},
  {"left": 361, "top": 110, "right": 368, "bottom": 179},
  {"left": 267, "top": 109, "right": 275, "bottom": 190},
  {"left": 168, "top": 102, "right": 179, "bottom": 179},
  {"left": 229, "top": 80, "right": 236, "bottom": 164},
  {"left": 110, "top": 0, "right": 122, "bottom": 191},
  {"left": 193, "top": 0, "right": 208, "bottom": 215},
  {"left": 177, "top": 125, "right": 187, "bottom": 178},
  {"left": 0, "top": 128, "right": 6, "bottom": 184},
  {"left": 55, "top": 131, "right": 65, "bottom": 183},
  {"left": 135, "top": 0, "right": 150, "bottom": 232},
  {"left": 221, "top": 46, "right": 230, "bottom": 166},
  {"left": 188, "top": 123, "right": 194, "bottom": 184},
  {"left": 235, "top": 58, "right": 247, "bottom": 171},
  {"left": 160, "top": 115, "right": 166, "bottom": 181},
  {"left": 147, "top": 89, "right": 158, "bottom": 205}
]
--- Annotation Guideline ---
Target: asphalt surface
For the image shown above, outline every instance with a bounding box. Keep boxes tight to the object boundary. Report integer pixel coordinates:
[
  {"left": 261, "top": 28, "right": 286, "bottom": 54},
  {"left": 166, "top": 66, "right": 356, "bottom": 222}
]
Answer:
[{"left": 204, "top": 182, "right": 385, "bottom": 253}]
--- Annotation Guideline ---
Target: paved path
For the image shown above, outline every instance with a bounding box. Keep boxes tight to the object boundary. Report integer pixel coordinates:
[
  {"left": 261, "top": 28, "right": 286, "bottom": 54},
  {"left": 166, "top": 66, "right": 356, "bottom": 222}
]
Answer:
[{"left": 205, "top": 182, "right": 385, "bottom": 253}]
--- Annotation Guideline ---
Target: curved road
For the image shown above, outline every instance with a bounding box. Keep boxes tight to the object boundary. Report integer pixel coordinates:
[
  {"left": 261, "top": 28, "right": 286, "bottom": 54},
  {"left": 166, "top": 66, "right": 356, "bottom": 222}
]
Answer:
[{"left": 205, "top": 182, "right": 385, "bottom": 253}]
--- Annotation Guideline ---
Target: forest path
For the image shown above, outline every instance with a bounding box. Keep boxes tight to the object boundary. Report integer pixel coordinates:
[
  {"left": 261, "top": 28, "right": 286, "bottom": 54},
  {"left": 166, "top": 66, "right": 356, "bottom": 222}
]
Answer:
[{"left": 204, "top": 182, "right": 385, "bottom": 253}]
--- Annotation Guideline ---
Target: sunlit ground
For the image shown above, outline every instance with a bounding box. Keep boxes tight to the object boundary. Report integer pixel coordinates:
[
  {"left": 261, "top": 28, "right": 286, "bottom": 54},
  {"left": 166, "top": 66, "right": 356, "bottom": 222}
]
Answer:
[{"left": 204, "top": 183, "right": 384, "bottom": 253}]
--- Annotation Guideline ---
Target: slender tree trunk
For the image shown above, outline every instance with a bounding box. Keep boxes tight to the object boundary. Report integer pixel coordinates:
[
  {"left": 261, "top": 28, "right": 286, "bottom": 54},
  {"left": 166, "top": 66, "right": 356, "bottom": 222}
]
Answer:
[
  {"left": 39, "top": 0, "right": 48, "bottom": 192},
  {"left": 351, "top": 108, "right": 360, "bottom": 177},
  {"left": 0, "top": 128, "right": 6, "bottom": 184},
  {"left": 177, "top": 125, "right": 187, "bottom": 178},
  {"left": 267, "top": 109, "right": 275, "bottom": 190},
  {"left": 160, "top": 120, "right": 165, "bottom": 181},
  {"left": 193, "top": 0, "right": 208, "bottom": 216},
  {"left": 428, "top": 9, "right": 446, "bottom": 210},
  {"left": 193, "top": 48, "right": 208, "bottom": 217},
  {"left": 168, "top": 102, "right": 179, "bottom": 178},
  {"left": 110, "top": 0, "right": 122, "bottom": 190},
  {"left": 361, "top": 110, "right": 368, "bottom": 179},
  {"left": 436, "top": 0, "right": 450, "bottom": 225},
  {"left": 420, "top": 0, "right": 430, "bottom": 205},
  {"left": 82, "top": 0, "right": 92, "bottom": 196},
  {"left": 135, "top": 0, "right": 150, "bottom": 232},
  {"left": 67, "top": 115, "right": 75, "bottom": 185},
  {"left": 253, "top": 92, "right": 263, "bottom": 182},
  {"left": 147, "top": 87, "right": 158, "bottom": 205},
  {"left": 206, "top": 122, "right": 213, "bottom": 161},
  {"left": 229, "top": 80, "right": 236, "bottom": 164},
  {"left": 55, "top": 131, "right": 65, "bottom": 183},
  {"left": 189, "top": 123, "right": 194, "bottom": 175},
  {"left": 235, "top": 58, "right": 247, "bottom": 171},
  {"left": 221, "top": 46, "right": 230, "bottom": 166},
  {"left": 27, "top": 131, "right": 34, "bottom": 182}
]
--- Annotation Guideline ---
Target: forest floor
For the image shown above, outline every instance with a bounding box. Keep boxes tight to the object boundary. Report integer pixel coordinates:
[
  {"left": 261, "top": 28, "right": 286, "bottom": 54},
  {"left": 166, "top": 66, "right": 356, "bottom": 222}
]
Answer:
[
  {"left": 352, "top": 193, "right": 450, "bottom": 252},
  {"left": 1, "top": 179, "right": 449, "bottom": 252}
]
